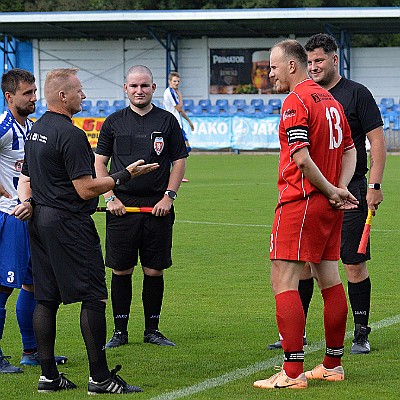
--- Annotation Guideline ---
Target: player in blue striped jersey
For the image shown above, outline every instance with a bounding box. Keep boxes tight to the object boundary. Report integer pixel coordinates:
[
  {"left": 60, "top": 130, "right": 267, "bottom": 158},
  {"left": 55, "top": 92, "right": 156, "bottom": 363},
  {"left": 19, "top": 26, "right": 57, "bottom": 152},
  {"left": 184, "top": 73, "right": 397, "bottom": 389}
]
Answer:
[{"left": 0, "top": 69, "right": 66, "bottom": 373}]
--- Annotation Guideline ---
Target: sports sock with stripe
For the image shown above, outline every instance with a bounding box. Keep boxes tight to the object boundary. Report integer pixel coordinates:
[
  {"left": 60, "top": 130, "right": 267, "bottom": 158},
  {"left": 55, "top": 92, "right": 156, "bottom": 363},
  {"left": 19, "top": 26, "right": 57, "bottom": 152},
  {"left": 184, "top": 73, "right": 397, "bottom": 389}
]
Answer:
[
  {"left": 321, "top": 283, "right": 348, "bottom": 369},
  {"left": 275, "top": 290, "right": 305, "bottom": 378}
]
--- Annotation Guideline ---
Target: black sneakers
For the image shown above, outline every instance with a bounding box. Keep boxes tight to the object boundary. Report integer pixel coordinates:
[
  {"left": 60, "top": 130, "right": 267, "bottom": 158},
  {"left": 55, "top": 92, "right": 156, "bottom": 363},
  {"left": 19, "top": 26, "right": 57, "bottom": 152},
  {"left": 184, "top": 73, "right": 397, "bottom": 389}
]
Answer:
[
  {"left": 105, "top": 330, "right": 128, "bottom": 348},
  {"left": 88, "top": 365, "right": 143, "bottom": 394},
  {"left": 144, "top": 330, "right": 176, "bottom": 346},
  {"left": 350, "top": 324, "right": 371, "bottom": 354},
  {"left": 38, "top": 373, "right": 77, "bottom": 392}
]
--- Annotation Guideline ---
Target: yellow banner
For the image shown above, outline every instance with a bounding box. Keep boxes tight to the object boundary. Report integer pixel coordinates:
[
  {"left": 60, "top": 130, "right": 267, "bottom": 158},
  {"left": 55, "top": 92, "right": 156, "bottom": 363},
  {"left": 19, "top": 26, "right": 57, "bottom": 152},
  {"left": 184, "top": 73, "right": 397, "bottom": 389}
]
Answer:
[{"left": 73, "top": 117, "right": 105, "bottom": 148}]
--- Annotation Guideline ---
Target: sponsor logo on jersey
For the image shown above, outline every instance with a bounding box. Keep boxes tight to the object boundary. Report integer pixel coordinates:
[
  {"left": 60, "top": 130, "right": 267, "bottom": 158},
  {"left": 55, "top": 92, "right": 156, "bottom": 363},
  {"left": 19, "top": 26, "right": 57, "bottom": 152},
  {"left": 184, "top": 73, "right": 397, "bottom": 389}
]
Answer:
[
  {"left": 311, "top": 92, "right": 333, "bottom": 103},
  {"left": 283, "top": 108, "right": 296, "bottom": 121},
  {"left": 14, "top": 159, "right": 24, "bottom": 172},
  {"left": 154, "top": 136, "right": 164, "bottom": 155}
]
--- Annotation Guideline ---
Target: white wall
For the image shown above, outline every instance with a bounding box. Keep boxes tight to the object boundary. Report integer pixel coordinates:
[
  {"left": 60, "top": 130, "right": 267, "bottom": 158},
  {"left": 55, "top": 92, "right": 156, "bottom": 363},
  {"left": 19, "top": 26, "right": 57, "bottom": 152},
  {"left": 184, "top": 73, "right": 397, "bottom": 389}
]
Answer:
[{"left": 33, "top": 38, "right": 400, "bottom": 106}]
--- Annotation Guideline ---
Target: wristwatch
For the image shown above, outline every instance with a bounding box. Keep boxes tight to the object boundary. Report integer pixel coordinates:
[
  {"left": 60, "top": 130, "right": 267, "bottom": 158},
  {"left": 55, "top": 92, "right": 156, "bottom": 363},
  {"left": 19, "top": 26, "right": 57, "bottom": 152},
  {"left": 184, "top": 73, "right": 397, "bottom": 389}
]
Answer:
[
  {"left": 164, "top": 190, "right": 177, "bottom": 200},
  {"left": 368, "top": 183, "right": 381, "bottom": 190},
  {"left": 23, "top": 197, "right": 34, "bottom": 204}
]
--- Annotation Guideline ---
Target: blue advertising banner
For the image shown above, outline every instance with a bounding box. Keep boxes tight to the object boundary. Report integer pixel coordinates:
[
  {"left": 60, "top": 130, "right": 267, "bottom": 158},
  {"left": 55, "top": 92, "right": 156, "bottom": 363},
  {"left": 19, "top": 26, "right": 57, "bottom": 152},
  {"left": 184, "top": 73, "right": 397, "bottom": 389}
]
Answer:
[{"left": 183, "top": 115, "right": 280, "bottom": 150}]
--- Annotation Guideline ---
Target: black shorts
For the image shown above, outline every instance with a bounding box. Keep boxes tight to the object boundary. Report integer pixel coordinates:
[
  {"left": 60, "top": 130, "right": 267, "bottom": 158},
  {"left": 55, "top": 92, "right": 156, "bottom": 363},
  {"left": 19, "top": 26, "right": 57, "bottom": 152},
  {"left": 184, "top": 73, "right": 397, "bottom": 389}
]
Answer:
[
  {"left": 105, "top": 210, "right": 173, "bottom": 271},
  {"left": 341, "top": 177, "right": 370, "bottom": 264},
  {"left": 28, "top": 205, "right": 108, "bottom": 304}
]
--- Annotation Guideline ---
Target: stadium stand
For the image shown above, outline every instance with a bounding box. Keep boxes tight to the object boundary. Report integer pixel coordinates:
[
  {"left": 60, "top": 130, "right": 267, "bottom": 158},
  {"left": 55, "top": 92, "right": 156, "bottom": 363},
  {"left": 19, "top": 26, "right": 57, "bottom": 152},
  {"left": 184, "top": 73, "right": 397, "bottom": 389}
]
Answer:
[
  {"left": 96, "top": 99, "right": 109, "bottom": 112},
  {"left": 250, "top": 98, "right": 264, "bottom": 111},
  {"left": 233, "top": 99, "right": 246, "bottom": 111},
  {"left": 183, "top": 99, "right": 194, "bottom": 111},
  {"left": 268, "top": 98, "right": 282, "bottom": 112},
  {"left": 198, "top": 99, "right": 211, "bottom": 111},
  {"left": 380, "top": 97, "right": 394, "bottom": 110},
  {"left": 216, "top": 99, "right": 229, "bottom": 111},
  {"left": 113, "top": 100, "right": 126, "bottom": 110}
]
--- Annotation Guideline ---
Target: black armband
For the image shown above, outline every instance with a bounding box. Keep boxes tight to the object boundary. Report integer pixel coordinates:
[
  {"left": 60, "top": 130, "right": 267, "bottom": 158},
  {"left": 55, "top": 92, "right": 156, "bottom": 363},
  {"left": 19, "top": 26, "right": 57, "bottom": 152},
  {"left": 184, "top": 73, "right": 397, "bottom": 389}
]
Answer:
[{"left": 110, "top": 169, "right": 131, "bottom": 187}]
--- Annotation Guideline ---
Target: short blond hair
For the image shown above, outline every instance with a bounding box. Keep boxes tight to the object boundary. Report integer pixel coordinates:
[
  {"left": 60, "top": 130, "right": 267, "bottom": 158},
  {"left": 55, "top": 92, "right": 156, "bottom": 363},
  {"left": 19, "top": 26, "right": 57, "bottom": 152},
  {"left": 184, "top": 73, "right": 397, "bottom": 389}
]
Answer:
[{"left": 44, "top": 68, "right": 79, "bottom": 105}]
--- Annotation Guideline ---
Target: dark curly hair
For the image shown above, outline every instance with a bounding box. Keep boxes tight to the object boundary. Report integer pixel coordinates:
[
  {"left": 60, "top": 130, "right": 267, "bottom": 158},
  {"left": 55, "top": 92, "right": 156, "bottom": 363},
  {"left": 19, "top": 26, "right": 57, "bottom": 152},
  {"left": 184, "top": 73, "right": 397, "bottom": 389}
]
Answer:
[
  {"left": 304, "top": 33, "right": 338, "bottom": 54},
  {"left": 1, "top": 68, "right": 35, "bottom": 96}
]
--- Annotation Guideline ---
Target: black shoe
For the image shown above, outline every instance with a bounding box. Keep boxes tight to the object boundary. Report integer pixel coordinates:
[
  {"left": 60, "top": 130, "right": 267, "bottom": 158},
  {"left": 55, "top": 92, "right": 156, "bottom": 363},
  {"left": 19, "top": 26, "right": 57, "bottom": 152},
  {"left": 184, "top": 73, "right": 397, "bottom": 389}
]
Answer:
[
  {"left": 144, "top": 330, "right": 176, "bottom": 346},
  {"left": 267, "top": 336, "right": 307, "bottom": 350},
  {"left": 38, "top": 373, "right": 77, "bottom": 392},
  {"left": 350, "top": 324, "right": 371, "bottom": 354},
  {"left": 105, "top": 330, "right": 128, "bottom": 349},
  {"left": 88, "top": 365, "right": 143, "bottom": 394}
]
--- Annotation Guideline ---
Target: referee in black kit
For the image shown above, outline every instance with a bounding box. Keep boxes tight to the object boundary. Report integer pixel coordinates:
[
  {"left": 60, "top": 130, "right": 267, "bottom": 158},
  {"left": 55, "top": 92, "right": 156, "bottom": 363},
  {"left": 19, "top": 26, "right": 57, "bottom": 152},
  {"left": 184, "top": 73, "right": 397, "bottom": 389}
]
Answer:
[
  {"left": 15, "top": 68, "right": 158, "bottom": 394},
  {"left": 95, "top": 65, "right": 188, "bottom": 349}
]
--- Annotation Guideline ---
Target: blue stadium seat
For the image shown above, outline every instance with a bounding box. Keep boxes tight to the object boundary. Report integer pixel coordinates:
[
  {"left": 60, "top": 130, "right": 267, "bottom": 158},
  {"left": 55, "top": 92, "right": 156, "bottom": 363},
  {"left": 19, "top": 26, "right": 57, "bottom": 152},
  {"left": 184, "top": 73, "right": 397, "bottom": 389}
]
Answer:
[
  {"left": 88, "top": 106, "right": 100, "bottom": 116},
  {"left": 198, "top": 99, "right": 211, "bottom": 110},
  {"left": 377, "top": 104, "right": 386, "bottom": 114},
  {"left": 393, "top": 115, "right": 400, "bottom": 130},
  {"left": 188, "top": 104, "right": 203, "bottom": 115},
  {"left": 233, "top": 99, "right": 246, "bottom": 111},
  {"left": 113, "top": 100, "right": 126, "bottom": 110},
  {"left": 81, "top": 100, "right": 92, "bottom": 112},
  {"left": 391, "top": 104, "right": 400, "bottom": 113},
  {"left": 242, "top": 105, "right": 256, "bottom": 115},
  {"left": 101, "top": 105, "right": 116, "bottom": 116},
  {"left": 268, "top": 98, "right": 282, "bottom": 111},
  {"left": 226, "top": 104, "right": 238, "bottom": 115},
  {"left": 216, "top": 99, "right": 229, "bottom": 111},
  {"left": 152, "top": 99, "right": 161, "bottom": 108},
  {"left": 380, "top": 97, "right": 394, "bottom": 110},
  {"left": 207, "top": 105, "right": 220, "bottom": 115},
  {"left": 261, "top": 104, "right": 274, "bottom": 115},
  {"left": 250, "top": 98, "right": 264, "bottom": 111},
  {"left": 183, "top": 99, "right": 194, "bottom": 111},
  {"left": 382, "top": 114, "right": 391, "bottom": 130},
  {"left": 33, "top": 105, "right": 47, "bottom": 118},
  {"left": 96, "top": 100, "right": 109, "bottom": 112}
]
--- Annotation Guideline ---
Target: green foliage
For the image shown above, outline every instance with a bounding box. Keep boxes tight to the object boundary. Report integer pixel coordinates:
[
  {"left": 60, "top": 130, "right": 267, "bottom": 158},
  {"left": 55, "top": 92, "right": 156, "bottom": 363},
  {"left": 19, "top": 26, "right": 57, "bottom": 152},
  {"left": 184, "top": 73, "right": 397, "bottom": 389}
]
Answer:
[{"left": 1, "top": 153, "right": 399, "bottom": 399}]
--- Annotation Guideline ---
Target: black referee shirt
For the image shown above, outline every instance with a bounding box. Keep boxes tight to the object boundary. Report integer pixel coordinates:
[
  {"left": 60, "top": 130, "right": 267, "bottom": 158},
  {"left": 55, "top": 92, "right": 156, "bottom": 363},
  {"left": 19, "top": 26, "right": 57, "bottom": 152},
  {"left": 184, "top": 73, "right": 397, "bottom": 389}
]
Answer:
[
  {"left": 329, "top": 77, "right": 383, "bottom": 180},
  {"left": 22, "top": 111, "right": 98, "bottom": 214},
  {"left": 96, "top": 105, "right": 188, "bottom": 205}
]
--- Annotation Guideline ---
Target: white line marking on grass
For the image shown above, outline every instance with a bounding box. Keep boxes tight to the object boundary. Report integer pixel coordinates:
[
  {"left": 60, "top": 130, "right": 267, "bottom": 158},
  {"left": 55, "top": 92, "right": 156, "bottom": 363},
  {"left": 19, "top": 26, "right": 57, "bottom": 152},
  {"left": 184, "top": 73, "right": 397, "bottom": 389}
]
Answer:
[
  {"left": 150, "top": 314, "right": 400, "bottom": 400},
  {"left": 176, "top": 220, "right": 270, "bottom": 228},
  {"left": 176, "top": 220, "right": 400, "bottom": 233}
]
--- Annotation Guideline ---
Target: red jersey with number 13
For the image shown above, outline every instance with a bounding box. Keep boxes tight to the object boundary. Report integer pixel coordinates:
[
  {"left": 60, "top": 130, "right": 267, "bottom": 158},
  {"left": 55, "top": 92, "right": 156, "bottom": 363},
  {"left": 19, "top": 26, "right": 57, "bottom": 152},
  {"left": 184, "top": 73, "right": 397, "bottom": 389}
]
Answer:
[{"left": 277, "top": 78, "right": 354, "bottom": 205}]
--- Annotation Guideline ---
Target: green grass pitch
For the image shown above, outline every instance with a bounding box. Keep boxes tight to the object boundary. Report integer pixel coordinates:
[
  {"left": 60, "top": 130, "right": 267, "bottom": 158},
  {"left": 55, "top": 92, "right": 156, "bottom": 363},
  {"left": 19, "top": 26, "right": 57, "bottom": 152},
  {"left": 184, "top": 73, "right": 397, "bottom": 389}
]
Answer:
[{"left": 2, "top": 153, "right": 399, "bottom": 399}]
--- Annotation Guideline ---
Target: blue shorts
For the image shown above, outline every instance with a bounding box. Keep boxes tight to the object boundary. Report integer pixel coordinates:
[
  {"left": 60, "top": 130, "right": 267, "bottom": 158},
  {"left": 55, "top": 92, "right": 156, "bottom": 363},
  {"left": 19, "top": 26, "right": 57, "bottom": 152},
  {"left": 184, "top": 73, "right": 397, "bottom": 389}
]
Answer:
[{"left": 0, "top": 211, "right": 33, "bottom": 288}]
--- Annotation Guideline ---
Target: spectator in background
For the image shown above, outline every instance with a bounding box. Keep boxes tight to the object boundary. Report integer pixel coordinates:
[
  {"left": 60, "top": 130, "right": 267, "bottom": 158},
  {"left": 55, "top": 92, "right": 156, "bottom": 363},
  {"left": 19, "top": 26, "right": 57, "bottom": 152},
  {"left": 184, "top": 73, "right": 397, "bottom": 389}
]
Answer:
[{"left": 163, "top": 71, "right": 194, "bottom": 182}]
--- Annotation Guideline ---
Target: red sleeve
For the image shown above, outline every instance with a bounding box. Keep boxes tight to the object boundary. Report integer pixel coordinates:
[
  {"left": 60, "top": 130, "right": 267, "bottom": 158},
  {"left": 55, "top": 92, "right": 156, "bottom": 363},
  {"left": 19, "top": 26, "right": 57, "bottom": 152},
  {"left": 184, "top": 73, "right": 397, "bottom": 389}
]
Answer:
[{"left": 281, "top": 93, "right": 310, "bottom": 157}]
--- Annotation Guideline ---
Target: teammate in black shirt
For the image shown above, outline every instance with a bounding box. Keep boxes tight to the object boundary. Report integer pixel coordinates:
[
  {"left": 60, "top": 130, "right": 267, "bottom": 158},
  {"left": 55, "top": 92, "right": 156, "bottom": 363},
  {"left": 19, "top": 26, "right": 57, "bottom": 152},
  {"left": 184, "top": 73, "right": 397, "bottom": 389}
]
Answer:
[
  {"left": 95, "top": 65, "right": 188, "bottom": 348},
  {"left": 15, "top": 68, "right": 158, "bottom": 393}
]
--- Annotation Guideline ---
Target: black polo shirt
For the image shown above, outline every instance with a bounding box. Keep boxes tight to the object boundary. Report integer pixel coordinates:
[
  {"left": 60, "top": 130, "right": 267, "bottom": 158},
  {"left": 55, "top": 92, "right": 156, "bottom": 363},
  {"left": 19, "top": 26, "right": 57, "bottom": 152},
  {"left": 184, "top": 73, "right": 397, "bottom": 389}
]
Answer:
[
  {"left": 22, "top": 111, "right": 98, "bottom": 213},
  {"left": 329, "top": 77, "right": 383, "bottom": 180},
  {"left": 96, "top": 105, "right": 188, "bottom": 206}
]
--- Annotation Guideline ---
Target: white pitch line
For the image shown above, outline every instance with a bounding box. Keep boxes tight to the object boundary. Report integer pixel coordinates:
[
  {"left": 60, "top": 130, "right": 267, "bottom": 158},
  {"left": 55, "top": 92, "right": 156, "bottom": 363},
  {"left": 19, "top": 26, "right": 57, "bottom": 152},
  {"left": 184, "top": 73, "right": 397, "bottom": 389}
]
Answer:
[
  {"left": 176, "top": 220, "right": 270, "bottom": 228},
  {"left": 150, "top": 314, "right": 400, "bottom": 400},
  {"left": 176, "top": 219, "right": 400, "bottom": 233}
]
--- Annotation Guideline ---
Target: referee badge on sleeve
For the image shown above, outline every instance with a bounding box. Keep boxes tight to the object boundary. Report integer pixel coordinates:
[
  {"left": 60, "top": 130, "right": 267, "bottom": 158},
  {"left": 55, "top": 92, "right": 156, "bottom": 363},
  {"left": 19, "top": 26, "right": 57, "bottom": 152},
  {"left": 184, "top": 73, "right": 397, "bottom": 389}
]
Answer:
[{"left": 153, "top": 136, "right": 164, "bottom": 155}]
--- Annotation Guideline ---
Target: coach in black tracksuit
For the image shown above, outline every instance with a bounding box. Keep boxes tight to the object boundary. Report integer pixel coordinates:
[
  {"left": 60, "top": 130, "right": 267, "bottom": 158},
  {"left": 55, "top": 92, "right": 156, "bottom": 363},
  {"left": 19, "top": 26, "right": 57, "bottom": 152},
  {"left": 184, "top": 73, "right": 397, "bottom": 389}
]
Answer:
[
  {"left": 95, "top": 65, "right": 188, "bottom": 349},
  {"left": 16, "top": 68, "right": 158, "bottom": 394}
]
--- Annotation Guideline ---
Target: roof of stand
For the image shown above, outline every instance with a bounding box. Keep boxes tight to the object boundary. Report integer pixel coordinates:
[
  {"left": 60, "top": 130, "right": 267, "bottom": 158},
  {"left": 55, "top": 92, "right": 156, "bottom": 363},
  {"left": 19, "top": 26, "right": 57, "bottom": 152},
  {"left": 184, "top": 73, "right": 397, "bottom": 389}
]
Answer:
[{"left": 0, "top": 7, "right": 399, "bottom": 41}]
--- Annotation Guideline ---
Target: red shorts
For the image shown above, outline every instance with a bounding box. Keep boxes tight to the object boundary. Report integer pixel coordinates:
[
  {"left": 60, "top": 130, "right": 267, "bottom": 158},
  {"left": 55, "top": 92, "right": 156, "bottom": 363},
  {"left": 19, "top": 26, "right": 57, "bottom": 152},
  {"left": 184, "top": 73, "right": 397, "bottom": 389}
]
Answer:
[{"left": 270, "top": 193, "right": 344, "bottom": 263}]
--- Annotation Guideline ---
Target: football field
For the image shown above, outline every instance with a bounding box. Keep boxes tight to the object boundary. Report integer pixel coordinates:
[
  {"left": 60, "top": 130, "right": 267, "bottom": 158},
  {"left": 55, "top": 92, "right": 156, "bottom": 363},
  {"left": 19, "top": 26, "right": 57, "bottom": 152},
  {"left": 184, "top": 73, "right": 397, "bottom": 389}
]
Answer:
[{"left": 2, "top": 153, "right": 399, "bottom": 399}]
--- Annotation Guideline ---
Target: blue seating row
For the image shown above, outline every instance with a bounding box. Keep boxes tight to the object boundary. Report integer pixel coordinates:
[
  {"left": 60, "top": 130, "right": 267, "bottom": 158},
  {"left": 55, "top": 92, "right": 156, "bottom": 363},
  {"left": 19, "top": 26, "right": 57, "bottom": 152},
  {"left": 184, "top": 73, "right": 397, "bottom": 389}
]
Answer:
[{"left": 183, "top": 98, "right": 282, "bottom": 115}]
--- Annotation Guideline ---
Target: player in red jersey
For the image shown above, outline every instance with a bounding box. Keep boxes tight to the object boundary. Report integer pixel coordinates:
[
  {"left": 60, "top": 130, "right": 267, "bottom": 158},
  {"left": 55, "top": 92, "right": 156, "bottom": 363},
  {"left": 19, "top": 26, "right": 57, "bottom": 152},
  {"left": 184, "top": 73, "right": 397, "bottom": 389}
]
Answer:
[{"left": 253, "top": 39, "right": 357, "bottom": 390}]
